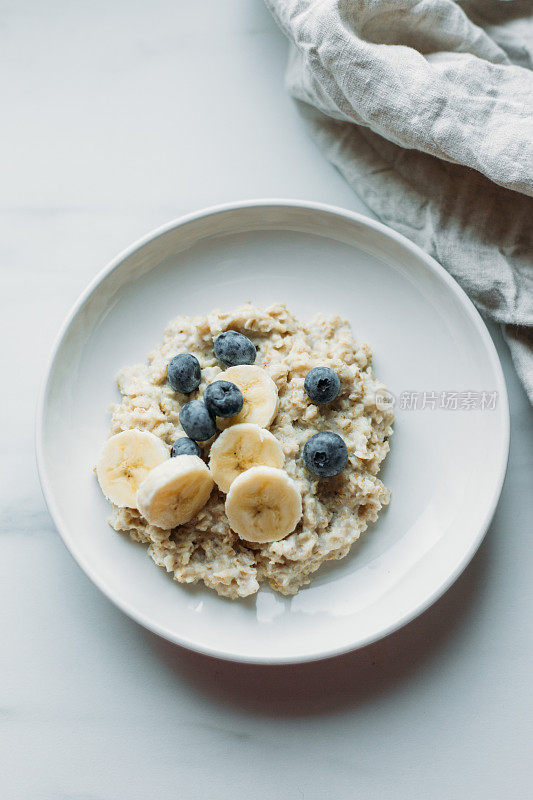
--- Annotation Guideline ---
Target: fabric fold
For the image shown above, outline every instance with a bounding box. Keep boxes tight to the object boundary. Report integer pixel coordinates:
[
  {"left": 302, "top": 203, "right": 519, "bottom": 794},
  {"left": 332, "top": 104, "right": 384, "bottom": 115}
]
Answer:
[{"left": 266, "top": 0, "right": 533, "bottom": 401}]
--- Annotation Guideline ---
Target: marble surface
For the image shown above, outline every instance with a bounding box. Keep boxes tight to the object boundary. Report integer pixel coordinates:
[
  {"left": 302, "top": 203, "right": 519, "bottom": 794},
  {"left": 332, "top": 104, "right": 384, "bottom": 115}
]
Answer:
[{"left": 1, "top": 2, "right": 532, "bottom": 798}]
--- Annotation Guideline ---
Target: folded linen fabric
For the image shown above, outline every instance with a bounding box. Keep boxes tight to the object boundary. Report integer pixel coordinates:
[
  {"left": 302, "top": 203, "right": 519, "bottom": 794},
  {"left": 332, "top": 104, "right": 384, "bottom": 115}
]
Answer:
[{"left": 265, "top": 0, "right": 533, "bottom": 401}]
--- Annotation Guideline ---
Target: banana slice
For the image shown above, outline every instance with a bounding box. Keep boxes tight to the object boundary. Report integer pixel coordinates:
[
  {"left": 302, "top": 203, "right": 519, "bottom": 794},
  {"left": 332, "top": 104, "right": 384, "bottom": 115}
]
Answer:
[
  {"left": 209, "top": 423, "right": 284, "bottom": 492},
  {"left": 225, "top": 466, "right": 302, "bottom": 543},
  {"left": 215, "top": 365, "right": 278, "bottom": 429},
  {"left": 96, "top": 429, "right": 169, "bottom": 508},
  {"left": 137, "top": 454, "right": 214, "bottom": 529}
]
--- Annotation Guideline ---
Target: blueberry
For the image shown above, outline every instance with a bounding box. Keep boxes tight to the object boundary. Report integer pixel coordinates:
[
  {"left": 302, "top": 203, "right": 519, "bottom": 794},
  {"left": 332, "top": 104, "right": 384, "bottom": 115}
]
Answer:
[
  {"left": 304, "top": 367, "right": 341, "bottom": 405},
  {"left": 204, "top": 380, "right": 244, "bottom": 418},
  {"left": 214, "top": 331, "right": 256, "bottom": 367},
  {"left": 170, "top": 437, "right": 201, "bottom": 458},
  {"left": 167, "top": 353, "right": 201, "bottom": 394},
  {"left": 303, "top": 432, "right": 348, "bottom": 478},
  {"left": 179, "top": 400, "right": 216, "bottom": 441}
]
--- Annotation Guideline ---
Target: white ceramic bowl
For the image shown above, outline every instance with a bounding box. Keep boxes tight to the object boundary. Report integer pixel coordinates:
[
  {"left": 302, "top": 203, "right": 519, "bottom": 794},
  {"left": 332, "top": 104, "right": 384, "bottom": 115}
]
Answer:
[{"left": 36, "top": 200, "right": 509, "bottom": 664}]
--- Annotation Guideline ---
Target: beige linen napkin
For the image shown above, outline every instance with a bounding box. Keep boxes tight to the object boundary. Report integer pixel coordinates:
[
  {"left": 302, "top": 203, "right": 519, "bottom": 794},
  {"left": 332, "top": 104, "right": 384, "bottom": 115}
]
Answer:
[{"left": 265, "top": 0, "right": 533, "bottom": 401}]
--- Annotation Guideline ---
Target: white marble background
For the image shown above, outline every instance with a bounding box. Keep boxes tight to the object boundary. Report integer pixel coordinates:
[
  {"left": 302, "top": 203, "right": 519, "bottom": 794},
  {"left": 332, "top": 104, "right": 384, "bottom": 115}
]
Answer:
[{"left": 1, "top": 1, "right": 532, "bottom": 798}]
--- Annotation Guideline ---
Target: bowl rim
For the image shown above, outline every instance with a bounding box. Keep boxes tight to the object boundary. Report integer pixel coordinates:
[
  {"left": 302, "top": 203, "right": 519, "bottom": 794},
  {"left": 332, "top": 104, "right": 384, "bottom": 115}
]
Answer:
[{"left": 35, "top": 198, "right": 510, "bottom": 664}]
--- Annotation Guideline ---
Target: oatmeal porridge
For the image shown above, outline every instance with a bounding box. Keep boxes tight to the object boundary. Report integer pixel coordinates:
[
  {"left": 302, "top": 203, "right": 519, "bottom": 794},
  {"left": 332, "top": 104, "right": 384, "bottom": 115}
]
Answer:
[{"left": 96, "top": 303, "right": 393, "bottom": 598}]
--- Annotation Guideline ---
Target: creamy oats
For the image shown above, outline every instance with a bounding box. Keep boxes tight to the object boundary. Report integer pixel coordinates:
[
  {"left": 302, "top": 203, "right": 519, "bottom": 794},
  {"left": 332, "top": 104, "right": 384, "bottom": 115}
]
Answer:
[{"left": 105, "top": 304, "right": 393, "bottom": 598}]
